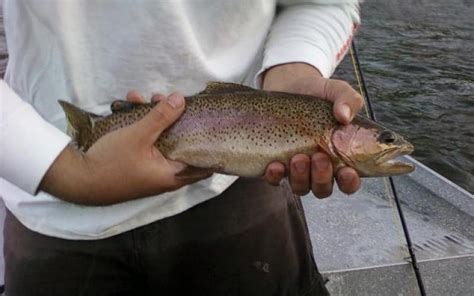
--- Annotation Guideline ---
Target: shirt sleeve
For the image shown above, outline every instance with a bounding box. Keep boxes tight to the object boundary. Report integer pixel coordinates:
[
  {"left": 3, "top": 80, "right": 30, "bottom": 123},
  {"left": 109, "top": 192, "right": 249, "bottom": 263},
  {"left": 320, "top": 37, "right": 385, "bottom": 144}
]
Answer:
[
  {"left": 0, "top": 80, "right": 71, "bottom": 194},
  {"left": 255, "top": 0, "right": 361, "bottom": 86}
]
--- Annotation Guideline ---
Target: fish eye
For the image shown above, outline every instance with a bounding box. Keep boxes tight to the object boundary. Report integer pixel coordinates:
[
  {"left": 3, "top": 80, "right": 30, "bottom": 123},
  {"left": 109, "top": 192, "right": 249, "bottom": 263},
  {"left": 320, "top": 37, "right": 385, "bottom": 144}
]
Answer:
[{"left": 378, "top": 131, "right": 396, "bottom": 144}]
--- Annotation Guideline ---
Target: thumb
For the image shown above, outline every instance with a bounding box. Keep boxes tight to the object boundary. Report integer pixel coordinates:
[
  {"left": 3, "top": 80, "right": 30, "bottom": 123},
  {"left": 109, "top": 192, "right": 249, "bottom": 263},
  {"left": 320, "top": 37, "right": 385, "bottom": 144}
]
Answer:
[
  {"left": 333, "top": 101, "right": 354, "bottom": 125},
  {"left": 328, "top": 81, "right": 363, "bottom": 125},
  {"left": 333, "top": 92, "right": 364, "bottom": 125},
  {"left": 134, "top": 92, "right": 185, "bottom": 143}
]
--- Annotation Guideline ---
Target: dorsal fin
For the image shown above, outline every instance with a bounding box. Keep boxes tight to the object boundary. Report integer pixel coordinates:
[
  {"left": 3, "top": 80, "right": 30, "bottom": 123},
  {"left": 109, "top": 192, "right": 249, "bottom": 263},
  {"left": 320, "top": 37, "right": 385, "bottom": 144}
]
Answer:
[{"left": 199, "top": 82, "right": 257, "bottom": 95}]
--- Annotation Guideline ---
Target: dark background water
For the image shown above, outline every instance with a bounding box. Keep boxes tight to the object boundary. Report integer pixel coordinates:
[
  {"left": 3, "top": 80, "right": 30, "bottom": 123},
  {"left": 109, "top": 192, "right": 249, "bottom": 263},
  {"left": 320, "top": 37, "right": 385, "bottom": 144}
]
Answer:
[
  {"left": 1, "top": 1, "right": 473, "bottom": 192},
  {"left": 335, "top": 0, "right": 474, "bottom": 193}
]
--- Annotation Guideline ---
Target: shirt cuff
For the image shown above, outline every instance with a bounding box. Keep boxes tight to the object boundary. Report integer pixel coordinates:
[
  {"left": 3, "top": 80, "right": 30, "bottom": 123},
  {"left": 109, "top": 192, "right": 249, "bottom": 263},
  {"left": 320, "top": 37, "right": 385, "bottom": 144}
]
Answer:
[
  {"left": 0, "top": 80, "right": 71, "bottom": 194},
  {"left": 254, "top": 42, "right": 333, "bottom": 88}
]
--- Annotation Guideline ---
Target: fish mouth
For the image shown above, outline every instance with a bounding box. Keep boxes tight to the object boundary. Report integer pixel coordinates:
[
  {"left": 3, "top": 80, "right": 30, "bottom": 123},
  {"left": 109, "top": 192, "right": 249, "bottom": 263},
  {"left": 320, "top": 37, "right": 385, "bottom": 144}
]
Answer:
[{"left": 376, "top": 143, "right": 415, "bottom": 174}]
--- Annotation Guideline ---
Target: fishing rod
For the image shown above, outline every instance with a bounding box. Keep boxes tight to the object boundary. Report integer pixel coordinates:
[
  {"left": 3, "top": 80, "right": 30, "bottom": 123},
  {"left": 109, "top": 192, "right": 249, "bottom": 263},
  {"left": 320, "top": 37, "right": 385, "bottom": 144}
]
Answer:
[{"left": 350, "top": 40, "right": 426, "bottom": 296}]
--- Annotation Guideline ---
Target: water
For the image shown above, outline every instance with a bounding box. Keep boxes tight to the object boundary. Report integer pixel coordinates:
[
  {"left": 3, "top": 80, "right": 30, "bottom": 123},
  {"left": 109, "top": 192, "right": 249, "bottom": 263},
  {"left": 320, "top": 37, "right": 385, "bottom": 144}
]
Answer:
[
  {"left": 0, "top": 1, "right": 473, "bottom": 192},
  {"left": 334, "top": 0, "right": 474, "bottom": 193}
]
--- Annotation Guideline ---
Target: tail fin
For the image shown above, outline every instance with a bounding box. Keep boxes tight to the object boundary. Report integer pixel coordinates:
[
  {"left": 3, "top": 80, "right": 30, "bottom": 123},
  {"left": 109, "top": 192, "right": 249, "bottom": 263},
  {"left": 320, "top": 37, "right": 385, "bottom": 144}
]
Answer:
[{"left": 58, "top": 100, "right": 102, "bottom": 150}]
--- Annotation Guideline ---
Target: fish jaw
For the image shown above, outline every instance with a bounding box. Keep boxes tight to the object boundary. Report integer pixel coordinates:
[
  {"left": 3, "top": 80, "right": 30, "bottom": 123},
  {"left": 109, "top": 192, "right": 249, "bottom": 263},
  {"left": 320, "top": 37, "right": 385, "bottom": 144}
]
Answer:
[{"left": 372, "top": 143, "right": 415, "bottom": 176}]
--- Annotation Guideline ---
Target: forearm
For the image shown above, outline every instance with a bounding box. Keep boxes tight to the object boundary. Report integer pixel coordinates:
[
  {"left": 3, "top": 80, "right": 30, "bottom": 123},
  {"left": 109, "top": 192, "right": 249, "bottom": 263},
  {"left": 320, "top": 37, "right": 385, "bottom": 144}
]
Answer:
[
  {"left": 1, "top": 81, "right": 148, "bottom": 206},
  {"left": 39, "top": 145, "right": 97, "bottom": 205},
  {"left": 262, "top": 63, "right": 322, "bottom": 91},
  {"left": 39, "top": 144, "right": 157, "bottom": 206}
]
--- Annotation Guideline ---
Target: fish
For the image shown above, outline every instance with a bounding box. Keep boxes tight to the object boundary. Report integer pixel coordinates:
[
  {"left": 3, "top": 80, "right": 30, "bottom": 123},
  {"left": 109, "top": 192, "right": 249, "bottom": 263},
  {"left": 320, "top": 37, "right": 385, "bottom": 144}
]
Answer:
[{"left": 59, "top": 82, "right": 415, "bottom": 178}]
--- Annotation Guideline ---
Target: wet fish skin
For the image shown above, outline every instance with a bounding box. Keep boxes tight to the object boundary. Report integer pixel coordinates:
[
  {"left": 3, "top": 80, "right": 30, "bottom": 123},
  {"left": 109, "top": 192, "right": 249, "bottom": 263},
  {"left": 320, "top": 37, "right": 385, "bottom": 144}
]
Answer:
[{"left": 59, "top": 82, "right": 415, "bottom": 178}]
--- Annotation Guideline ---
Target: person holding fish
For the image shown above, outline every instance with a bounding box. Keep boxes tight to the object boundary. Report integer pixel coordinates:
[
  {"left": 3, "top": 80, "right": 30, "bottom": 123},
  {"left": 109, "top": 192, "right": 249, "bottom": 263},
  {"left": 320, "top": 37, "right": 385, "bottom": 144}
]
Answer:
[{"left": 0, "top": 0, "right": 410, "bottom": 295}]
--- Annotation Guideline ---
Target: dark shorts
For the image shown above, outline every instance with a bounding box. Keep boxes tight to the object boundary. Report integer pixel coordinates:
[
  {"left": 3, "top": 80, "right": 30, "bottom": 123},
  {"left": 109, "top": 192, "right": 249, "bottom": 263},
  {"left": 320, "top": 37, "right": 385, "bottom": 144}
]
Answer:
[{"left": 4, "top": 178, "right": 329, "bottom": 296}]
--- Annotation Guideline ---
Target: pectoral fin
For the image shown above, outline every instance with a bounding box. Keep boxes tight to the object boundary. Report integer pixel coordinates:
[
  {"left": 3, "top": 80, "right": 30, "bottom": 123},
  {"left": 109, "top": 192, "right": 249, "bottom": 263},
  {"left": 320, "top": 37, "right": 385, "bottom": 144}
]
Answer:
[{"left": 175, "top": 166, "right": 217, "bottom": 181}]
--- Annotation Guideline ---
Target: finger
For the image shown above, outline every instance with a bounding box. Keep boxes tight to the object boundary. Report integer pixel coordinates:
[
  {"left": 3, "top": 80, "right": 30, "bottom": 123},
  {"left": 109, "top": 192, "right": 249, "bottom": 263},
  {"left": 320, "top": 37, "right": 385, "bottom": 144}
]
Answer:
[
  {"left": 311, "top": 152, "right": 334, "bottom": 199},
  {"left": 289, "top": 154, "right": 311, "bottom": 196},
  {"left": 134, "top": 92, "right": 185, "bottom": 144},
  {"left": 334, "top": 96, "right": 364, "bottom": 124},
  {"left": 263, "top": 162, "right": 285, "bottom": 186},
  {"left": 151, "top": 93, "right": 167, "bottom": 103},
  {"left": 111, "top": 100, "right": 137, "bottom": 113},
  {"left": 127, "top": 90, "right": 146, "bottom": 103},
  {"left": 336, "top": 167, "right": 361, "bottom": 195},
  {"left": 333, "top": 95, "right": 363, "bottom": 124},
  {"left": 326, "top": 80, "right": 364, "bottom": 124}
]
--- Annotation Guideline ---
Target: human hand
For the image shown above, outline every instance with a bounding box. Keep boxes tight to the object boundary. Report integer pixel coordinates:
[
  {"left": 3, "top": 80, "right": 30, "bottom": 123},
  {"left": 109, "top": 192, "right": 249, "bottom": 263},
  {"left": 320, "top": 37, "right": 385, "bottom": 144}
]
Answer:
[
  {"left": 41, "top": 93, "right": 207, "bottom": 205},
  {"left": 262, "top": 63, "right": 363, "bottom": 198}
]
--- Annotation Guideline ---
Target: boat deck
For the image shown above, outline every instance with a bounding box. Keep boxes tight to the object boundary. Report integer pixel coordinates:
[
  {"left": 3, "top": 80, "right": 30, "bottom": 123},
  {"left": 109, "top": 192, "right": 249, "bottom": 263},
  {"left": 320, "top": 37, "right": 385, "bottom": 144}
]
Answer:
[{"left": 304, "top": 156, "right": 473, "bottom": 295}]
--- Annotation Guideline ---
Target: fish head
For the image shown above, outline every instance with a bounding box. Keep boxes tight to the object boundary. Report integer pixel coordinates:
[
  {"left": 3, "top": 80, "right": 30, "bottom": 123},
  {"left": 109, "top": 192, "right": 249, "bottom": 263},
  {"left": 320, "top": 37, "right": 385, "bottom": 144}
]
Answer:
[{"left": 330, "top": 117, "right": 415, "bottom": 177}]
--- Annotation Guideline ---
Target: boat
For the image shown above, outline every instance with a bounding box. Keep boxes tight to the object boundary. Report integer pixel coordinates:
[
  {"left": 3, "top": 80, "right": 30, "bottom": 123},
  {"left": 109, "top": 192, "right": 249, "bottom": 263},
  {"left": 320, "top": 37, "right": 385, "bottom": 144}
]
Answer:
[{"left": 303, "top": 155, "right": 474, "bottom": 295}]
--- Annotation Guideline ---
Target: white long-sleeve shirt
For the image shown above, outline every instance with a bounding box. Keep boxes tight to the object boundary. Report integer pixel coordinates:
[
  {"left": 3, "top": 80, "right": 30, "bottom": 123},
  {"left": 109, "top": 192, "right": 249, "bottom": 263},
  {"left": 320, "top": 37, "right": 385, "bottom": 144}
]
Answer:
[{"left": 0, "top": 0, "right": 360, "bottom": 239}]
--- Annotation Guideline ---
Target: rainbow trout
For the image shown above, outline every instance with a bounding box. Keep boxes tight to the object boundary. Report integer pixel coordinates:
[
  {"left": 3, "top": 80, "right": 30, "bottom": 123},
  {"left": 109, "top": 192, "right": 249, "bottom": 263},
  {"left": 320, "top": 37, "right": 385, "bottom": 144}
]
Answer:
[{"left": 59, "top": 82, "right": 415, "bottom": 178}]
